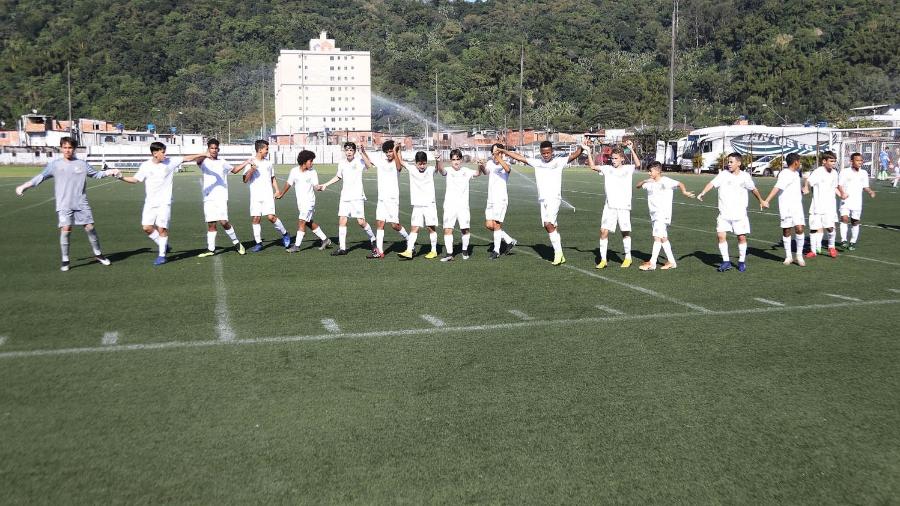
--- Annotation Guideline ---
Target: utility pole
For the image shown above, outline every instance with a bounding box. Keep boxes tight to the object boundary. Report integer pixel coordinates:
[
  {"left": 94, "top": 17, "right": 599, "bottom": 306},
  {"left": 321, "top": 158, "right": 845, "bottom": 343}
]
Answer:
[
  {"left": 261, "top": 67, "right": 266, "bottom": 139},
  {"left": 668, "top": 0, "right": 678, "bottom": 131},
  {"left": 66, "top": 62, "right": 73, "bottom": 134},
  {"left": 518, "top": 45, "right": 524, "bottom": 149},
  {"left": 435, "top": 70, "right": 439, "bottom": 153}
]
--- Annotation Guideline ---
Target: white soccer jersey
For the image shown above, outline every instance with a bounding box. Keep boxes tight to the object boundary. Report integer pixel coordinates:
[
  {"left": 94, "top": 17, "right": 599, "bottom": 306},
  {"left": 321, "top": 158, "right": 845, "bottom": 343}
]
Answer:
[
  {"left": 336, "top": 157, "right": 367, "bottom": 201},
  {"left": 135, "top": 156, "right": 183, "bottom": 206},
  {"left": 485, "top": 159, "right": 509, "bottom": 203},
  {"left": 287, "top": 167, "right": 318, "bottom": 208},
  {"left": 710, "top": 170, "right": 756, "bottom": 220},
  {"left": 443, "top": 167, "right": 476, "bottom": 208},
  {"left": 807, "top": 166, "right": 839, "bottom": 215},
  {"left": 200, "top": 158, "right": 233, "bottom": 202},
  {"left": 374, "top": 156, "right": 400, "bottom": 201},
  {"left": 643, "top": 176, "right": 680, "bottom": 222},
  {"left": 527, "top": 156, "right": 567, "bottom": 201},
  {"left": 838, "top": 168, "right": 870, "bottom": 210},
  {"left": 774, "top": 169, "right": 803, "bottom": 214},
  {"left": 243, "top": 158, "right": 275, "bottom": 201},
  {"left": 408, "top": 166, "right": 436, "bottom": 206},
  {"left": 597, "top": 164, "right": 635, "bottom": 210}
]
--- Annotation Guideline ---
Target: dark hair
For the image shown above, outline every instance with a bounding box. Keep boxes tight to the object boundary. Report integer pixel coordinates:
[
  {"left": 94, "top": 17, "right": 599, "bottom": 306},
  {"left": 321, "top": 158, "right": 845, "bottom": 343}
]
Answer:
[
  {"left": 450, "top": 148, "right": 462, "bottom": 160},
  {"left": 150, "top": 141, "right": 166, "bottom": 154},
  {"left": 821, "top": 150, "right": 836, "bottom": 161},
  {"left": 647, "top": 161, "right": 662, "bottom": 171},
  {"left": 297, "top": 150, "right": 316, "bottom": 165},
  {"left": 850, "top": 152, "right": 862, "bottom": 160},
  {"left": 786, "top": 153, "right": 801, "bottom": 165},
  {"left": 60, "top": 136, "right": 78, "bottom": 148},
  {"left": 414, "top": 151, "right": 427, "bottom": 163},
  {"left": 254, "top": 139, "right": 269, "bottom": 152},
  {"left": 491, "top": 143, "right": 505, "bottom": 152},
  {"left": 611, "top": 147, "right": 624, "bottom": 156},
  {"left": 381, "top": 140, "right": 395, "bottom": 153},
  {"left": 727, "top": 152, "right": 743, "bottom": 166},
  {"left": 343, "top": 141, "right": 357, "bottom": 151},
  {"left": 207, "top": 138, "right": 220, "bottom": 148},
  {"left": 539, "top": 140, "right": 553, "bottom": 150}
]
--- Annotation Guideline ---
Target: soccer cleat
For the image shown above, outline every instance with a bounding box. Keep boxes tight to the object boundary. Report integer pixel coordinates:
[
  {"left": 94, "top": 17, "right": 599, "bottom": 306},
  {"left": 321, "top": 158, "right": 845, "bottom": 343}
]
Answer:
[
  {"left": 828, "top": 247, "right": 838, "bottom": 258},
  {"left": 198, "top": 250, "right": 215, "bottom": 258},
  {"left": 60, "top": 261, "right": 70, "bottom": 272},
  {"left": 235, "top": 242, "right": 246, "bottom": 255},
  {"left": 154, "top": 256, "right": 167, "bottom": 266},
  {"left": 717, "top": 261, "right": 733, "bottom": 272},
  {"left": 804, "top": 251, "right": 817, "bottom": 259},
  {"left": 737, "top": 261, "right": 747, "bottom": 272},
  {"left": 840, "top": 241, "right": 849, "bottom": 250},
  {"left": 638, "top": 261, "right": 656, "bottom": 271},
  {"left": 318, "top": 238, "right": 332, "bottom": 251},
  {"left": 596, "top": 259, "right": 608, "bottom": 269},
  {"left": 398, "top": 249, "right": 413, "bottom": 259},
  {"left": 440, "top": 254, "right": 454, "bottom": 262},
  {"left": 489, "top": 251, "right": 500, "bottom": 260},
  {"left": 796, "top": 256, "right": 806, "bottom": 267},
  {"left": 286, "top": 245, "right": 301, "bottom": 253},
  {"left": 551, "top": 253, "right": 566, "bottom": 266},
  {"left": 95, "top": 255, "right": 111, "bottom": 266},
  {"left": 281, "top": 234, "right": 292, "bottom": 248},
  {"left": 848, "top": 243, "right": 857, "bottom": 251},
  {"left": 249, "top": 243, "right": 263, "bottom": 253},
  {"left": 504, "top": 238, "right": 517, "bottom": 255},
  {"left": 462, "top": 253, "right": 470, "bottom": 260},
  {"left": 424, "top": 251, "right": 438, "bottom": 259},
  {"left": 331, "top": 248, "right": 348, "bottom": 256},
  {"left": 621, "top": 257, "right": 632, "bottom": 268},
  {"left": 660, "top": 262, "right": 677, "bottom": 270},
  {"left": 366, "top": 249, "right": 384, "bottom": 259},
  {"left": 783, "top": 257, "right": 793, "bottom": 265}
]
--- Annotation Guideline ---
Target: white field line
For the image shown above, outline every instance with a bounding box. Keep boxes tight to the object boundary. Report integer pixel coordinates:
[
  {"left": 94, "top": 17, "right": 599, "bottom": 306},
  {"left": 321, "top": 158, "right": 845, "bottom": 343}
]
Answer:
[
  {"left": 212, "top": 257, "right": 235, "bottom": 342},
  {"left": 595, "top": 305, "right": 625, "bottom": 315},
  {"left": 823, "top": 293, "right": 862, "bottom": 302},
  {"left": 101, "top": 331, "right": 119, "bottom": 346},
  {"left": 421, "top": 314, "right": 446, "bottom": 327},
  {"left": 0, "top": 336, "right": 6, "bottom": 346},
  {"left": 753, "top": 298, "right": 785, "bottom": 307},
  {"left": 2, "top": 298, "right": 897, "bottom": 360},
  {"left": 889, "top": 289, "right": 900, "bottom": 294},
  {"left": 507, "top": 309, "right": 533, "bottom": 321},
  {"left": 321, "top": 318, "right": 341, "bottom": 333}
]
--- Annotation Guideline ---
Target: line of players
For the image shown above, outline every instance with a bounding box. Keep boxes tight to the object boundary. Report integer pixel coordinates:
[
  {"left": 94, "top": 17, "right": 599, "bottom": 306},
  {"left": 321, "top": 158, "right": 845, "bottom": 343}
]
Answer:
[{"left": 15, "top": 136, "right": 876, "bottom": 272}]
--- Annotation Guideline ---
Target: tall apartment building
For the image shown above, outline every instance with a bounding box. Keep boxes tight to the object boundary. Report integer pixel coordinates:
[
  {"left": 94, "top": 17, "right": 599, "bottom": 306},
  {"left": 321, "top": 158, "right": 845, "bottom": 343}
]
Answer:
[{"left": 274, "top": 32, "right": 372, "bottom": 135}]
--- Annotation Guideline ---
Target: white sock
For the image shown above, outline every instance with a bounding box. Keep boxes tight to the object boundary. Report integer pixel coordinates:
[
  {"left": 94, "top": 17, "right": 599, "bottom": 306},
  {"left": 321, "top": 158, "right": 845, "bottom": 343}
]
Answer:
[
  {"left": 828, "top": 230, "right": 836, "bottom": 248},
  {"left": 207, "top": 231, "right": 216, "bottom": 251},
  {"left": 599, "top": 238, "right": 609, "bottom": 260},
  {"left": 397, "top": 226, "right": 409, "bottom": 239},
  {"left": 272, "top": 219, "right": 287, "bottom": 235},
  {"left": 623, "top": 236, "right": 632, "bottom": 257},
  {"left": 60, "top": 230, "right": 70, "bottom": 261},
  {"left": 662, "top": 241, "right": 675, "bottom": 263},
  {"left": 649, "top": 241, "right": 661, "bottom": 264},
  {"left": 738, "top": 242, "right": 747, "bottom": 262},
  {"left": 501, "top": 231, "right": 515, "bottom": 244},
  {"left": 294, "top": 231, "right": 305, "bottom": 246},
  {"left": 444, "top": 234, "right": 454, "bottom": 255},
  {"left": 85, "top": 228, "right": 101, "bottom": 255},
  {"left": 312, "top": 227, "right": 327, "bottom": 241},
  {"left": 407, "top": 232, "right": 418, "bottom": 252},
  {"left": 811, "top": 231, "right": 822, "bottom": 253},
  {"left": 493, "top": 230, "right": 502, "bottom": 253},
  {"left": 718, "top": 241, "right": 730, "bottom": 262},
  {"left": 339, "top": 225, "right": 347, "bottom": 250},
  {"left": 148, "top": 229, "right": 160, "bottom": 245},
  {"left": 363, "top": 224, "right": 375, "bottom": 243},
  {"left": 549, "top": 230, "right": 562, "bottom": 254},
  {"left": 840, "top": 222, "right": 848, "bottom": 242},
  {"left": 794, "top": 234, "right": 805, "bottom": 259},
  {"left": 224, "top": 227, "right": 238, "bottom": 243},
  {"left": 158, "top": 235, "right": 168, "bottom": 256},
  {"left": 782, "top": 236, "right": 792, "bottom": 259},
  {"left": 376, "top": 229, "right": 385, "bottom": 252},
  {"left": 462, "top": 233, "right": 470, "bottom": 253},
  {"left": 851, "top": 224, "right": 860, "bottom": 243},
  {"left": 429, "top": 232, "right": 438, "bottom": 253},
  {"left": 252, "top": 223, "right": 262, "bottom": 244}
]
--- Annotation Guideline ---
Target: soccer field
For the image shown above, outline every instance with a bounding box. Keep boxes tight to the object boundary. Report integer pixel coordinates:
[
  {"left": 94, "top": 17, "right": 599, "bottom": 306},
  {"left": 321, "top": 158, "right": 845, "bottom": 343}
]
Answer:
[{"left": 1, "top": 164, "right": 899, "bottom": 503}]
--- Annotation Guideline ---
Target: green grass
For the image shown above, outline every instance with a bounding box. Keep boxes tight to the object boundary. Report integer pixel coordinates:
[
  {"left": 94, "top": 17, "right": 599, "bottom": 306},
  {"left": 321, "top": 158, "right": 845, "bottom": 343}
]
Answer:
[{"left": 1, "top": 164, "right": 899, "bottom": 503}]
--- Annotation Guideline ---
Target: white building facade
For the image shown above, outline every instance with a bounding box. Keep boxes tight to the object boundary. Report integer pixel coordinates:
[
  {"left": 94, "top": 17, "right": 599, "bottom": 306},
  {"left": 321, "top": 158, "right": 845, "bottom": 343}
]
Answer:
[{"left": 274, "top": 32, "right": 372, "bottom": 135}]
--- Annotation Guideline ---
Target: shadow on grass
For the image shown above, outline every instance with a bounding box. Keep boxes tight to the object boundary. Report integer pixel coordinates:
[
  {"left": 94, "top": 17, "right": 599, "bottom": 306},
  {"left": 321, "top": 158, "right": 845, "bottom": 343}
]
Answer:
[
  {"left": 877, "top": 223, "right": 900, "bottom": 231},
  {"left": 679, "top": 249, "right": 721, "bottom": 267},
  {"left": 103, "top": 247, "right": 152, "bottom": 263}
]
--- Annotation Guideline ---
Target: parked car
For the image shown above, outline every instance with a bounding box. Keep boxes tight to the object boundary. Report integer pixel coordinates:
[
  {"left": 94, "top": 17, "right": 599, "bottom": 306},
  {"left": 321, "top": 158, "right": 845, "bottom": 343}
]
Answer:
[{"left": 749, "top": 155, "right": 785, "bottom": 176}]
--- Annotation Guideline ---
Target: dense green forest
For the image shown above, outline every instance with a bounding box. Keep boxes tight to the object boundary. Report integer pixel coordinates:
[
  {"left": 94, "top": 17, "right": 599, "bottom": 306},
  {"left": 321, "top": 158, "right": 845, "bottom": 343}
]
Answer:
[{"left": 1, "top": 0, "right": 897, "bottom": 137}]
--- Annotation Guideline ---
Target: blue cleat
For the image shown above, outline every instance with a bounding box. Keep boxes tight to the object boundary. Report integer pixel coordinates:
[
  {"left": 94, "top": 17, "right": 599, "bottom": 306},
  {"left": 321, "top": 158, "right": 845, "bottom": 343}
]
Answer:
[
  {"left": 737, "top": 261, "right": 747, "bottom": 272},
  {"left": 717, "top": 260, "right": 732, "bottom": 272},
  {"left": 250, "top": 243, "right": 263, "bottom": 253},
  {"left": 281, "top": 234, "right": 292, "bottom": 248},
  {"left": 153, "top": 256, "right": 167, "bottom": 266}
]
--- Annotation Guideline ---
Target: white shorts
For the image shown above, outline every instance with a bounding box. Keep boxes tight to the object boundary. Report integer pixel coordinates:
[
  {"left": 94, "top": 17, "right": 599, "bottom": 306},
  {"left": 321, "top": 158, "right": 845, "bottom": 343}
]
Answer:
[
  {"left": 203, "top": 200, "right": 229, "bottom": 223},
  {"left": 443, "top": 204, "right": 471, "bottom": 229},
  {"left": 142, "top": 203, "right": 171, "bottom": 228},
  {"left": 601, "top": 205, "right": 631, "bottom": 233},
  {"left": 485, "top": 201, "right": 508, "bottom": 223},
  {"left": 779, "top": 207, "right": 806, "bottom": 228},
  {"left": 298, "top": 204, "right": 316, "bottom": 223},
  {"left": 57, "top": 208, "right": 94, "bottom": 228},
  {"left": 338, "top": 199, "right": 366, "bottom": 219},
  {"left": 808, "top": 212, "right": 837, "bottom": 230},
  {"left": 250, "top": 197, "right": 276, "bottom": 217},
  {"left": 716, "top": 214, "right": 751, "bottom": 235},
  {"left": 375, "top": 199, "right": 400, "bottom": 223},
  {"left": 839, "top": 205, "right": 862, "bottom": 221},
  {"left": 650, "top": 219, "right": 670, "bottom": 238},
  {"left": 539, "top": 199, "right": 561, "bottom": 226},
  {"left": 410, "top": 205, "right": 438, "bottom": 228}
]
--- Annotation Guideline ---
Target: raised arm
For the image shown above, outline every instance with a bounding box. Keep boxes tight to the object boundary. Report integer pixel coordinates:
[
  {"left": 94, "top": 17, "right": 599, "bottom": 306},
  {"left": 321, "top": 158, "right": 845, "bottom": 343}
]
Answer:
[
  {"left": 237, "top": 159, "right": 256, "bottom": 184},
  {"left": 393, "top": 145, "right": 405, "bottom": 172},
  {"left": 566, "top": 145, "right": 584, "bottom": 164},
  {"left": 500, "top": 147, "right": 529, "bottom": 166},
  {"left": 475, "top": 158, "right": 487, "bottom": 176},
  {"left": 624, "top": 139, "right": 640, "bottom": 167},
  {"left": 582, "top": 142, "right": 599, "bottom": 172},
  {"left": 359, "top": 145, "right": 374, "bottom": 170},
  {"left": 435, "top": 151, "right": 446, "bottom": 176},
  {"left": 15, "top": 165, "right": 53, "bottom": 196},
  {"left": 182, "top": 152, "right": 207, "bottom": 165}
]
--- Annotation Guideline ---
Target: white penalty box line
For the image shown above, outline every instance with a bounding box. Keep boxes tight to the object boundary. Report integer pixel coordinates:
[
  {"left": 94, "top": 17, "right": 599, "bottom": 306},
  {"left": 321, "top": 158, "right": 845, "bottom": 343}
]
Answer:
[{"left": 2, "top": 298, "right": 897, "bottom": 360}]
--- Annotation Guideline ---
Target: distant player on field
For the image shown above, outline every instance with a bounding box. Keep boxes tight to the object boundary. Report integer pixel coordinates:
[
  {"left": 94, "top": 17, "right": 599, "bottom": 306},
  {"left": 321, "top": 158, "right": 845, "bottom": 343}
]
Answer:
[
  {"left": 399, "top": 151, "right": 439, "bottom": 259},
  {"left": 634, "top": 160, "right": 695, "bottom": 270},
  {"left": 438, "top": 148, "right": 480, "bottom": 261},
  {"left": 585, "top": 139, "right": 641, "bottom": 269},
  {"left": 181, "top": 138, "right": 245, "bottom": 257},
  {"left": 275, "top": 150, "right": 331, "bottom": 253},
  {"left": 697, "top": 153, "right": 767, "bottom": 272},
  {"left": 837, "top": 152, "right": 876, "bottom": 251},
  {"left": 360, "top": 140, "right": 409, "bottom": 258},
  {"left": 316, "top": 142, "right": 377, "bottom": 256},
  {"left": 233, "top": 140, "right": 291, "bottom": 253},
  {"left": 802, "top": 150, "right": 842, "bottom": 258},
  {"left": 762, "top": 153, "right": 807, "bottom": 266},
  {"left": 15, "top": 136, "right": 119, "bottom": 271},
  {"left": 481, "top": 143, "right": 517, "bottom": 260}
]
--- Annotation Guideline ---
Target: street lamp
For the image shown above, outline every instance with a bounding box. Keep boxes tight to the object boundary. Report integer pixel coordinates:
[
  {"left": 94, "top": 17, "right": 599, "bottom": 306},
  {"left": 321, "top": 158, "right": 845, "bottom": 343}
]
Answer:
[
  {"left": 763, "top": 103, "right": 788, "bottom": 166},
  {"left": 762, "top": 103, "right": 788, "bottom": 126}
]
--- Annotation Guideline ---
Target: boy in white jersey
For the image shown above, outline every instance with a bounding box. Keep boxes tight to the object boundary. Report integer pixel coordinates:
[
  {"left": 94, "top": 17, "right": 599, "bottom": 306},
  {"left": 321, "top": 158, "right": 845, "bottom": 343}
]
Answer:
[
  {"left": 276, "top": 150, "right": 331, "bottom": 253},
  {"left": 233, "top": 140, "right": 291, "bottom": 253},
  {"left": 118, "top": 141, "right": 184, "bottom": 266},
  {"left": 585, "top": 140, "right": 641, "bottom": 268},
  {"left": 439, "top": 148, "right": 479, "bottom": 261},
  {"left": 317, "top": 142, "right": 377, "bottom": 256},
  {"left": 803, "top": 151, "right": 843, "bottom": 258},
  {"left": 15, "top": 136, "right": 119, "bottom": 271},
  {"left": 399, "top": 151, "right": 439, "bottom": 259},
  {"left": 697, "top": 152, "right": 767, "bottom": 272},
  {"left": 182, "top": 138, "right": 245, "bottom": 257},
  {"left": 482, "top": 143, "right": 517, "bottom": 260},
  {"left": 838, "top": 152, "right": 876, "bottom": 251},
  {"left": 500, "top": 141, "right": 583, "bottom": 265},
  {"left": 762, "top": 153, "right": 807, "bottom": 266},
  {"left": 360, "top": 140, "right": 409, "bottom": 258},
  {"left": 635, "top": 161, "right": 695, "bottom": 270}
]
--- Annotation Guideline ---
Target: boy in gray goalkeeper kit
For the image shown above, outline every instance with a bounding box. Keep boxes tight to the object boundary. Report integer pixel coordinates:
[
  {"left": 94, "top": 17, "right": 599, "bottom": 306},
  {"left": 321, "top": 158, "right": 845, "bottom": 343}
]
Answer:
[{"left": 15, "top": 136, "right": 120, "bottom": 271}]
